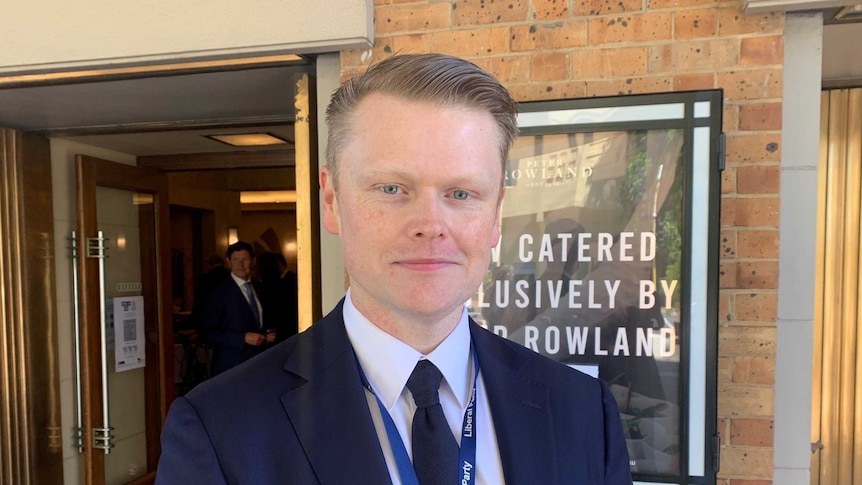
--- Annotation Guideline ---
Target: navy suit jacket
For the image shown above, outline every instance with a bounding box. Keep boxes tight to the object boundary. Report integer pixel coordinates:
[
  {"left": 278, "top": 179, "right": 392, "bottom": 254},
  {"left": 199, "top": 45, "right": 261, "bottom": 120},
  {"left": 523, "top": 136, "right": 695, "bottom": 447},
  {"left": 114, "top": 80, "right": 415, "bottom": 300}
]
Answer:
[
  {"left": 203, "top": 277, "right": 266, "bottom": 375},
  {"left": 157, "top": 301, "right": 632, "bottom": 484}
]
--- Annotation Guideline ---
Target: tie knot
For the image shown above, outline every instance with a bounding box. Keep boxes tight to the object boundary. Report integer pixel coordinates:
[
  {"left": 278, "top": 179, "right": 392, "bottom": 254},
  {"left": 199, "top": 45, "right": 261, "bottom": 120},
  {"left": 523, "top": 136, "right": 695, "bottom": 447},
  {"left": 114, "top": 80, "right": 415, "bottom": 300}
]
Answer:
[{"left": 406, "top": 360, "right": 444, "bottom": 408}]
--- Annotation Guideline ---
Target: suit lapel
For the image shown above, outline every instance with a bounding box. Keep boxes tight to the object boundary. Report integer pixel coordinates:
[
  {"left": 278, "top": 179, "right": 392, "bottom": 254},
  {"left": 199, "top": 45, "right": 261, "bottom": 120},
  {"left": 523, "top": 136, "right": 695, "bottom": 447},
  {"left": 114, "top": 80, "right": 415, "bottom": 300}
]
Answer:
[
  {"left": 280, "top": 304, "right": 392, "bottom": 485},
  {"left": 470, "top": 323, "right": 559, "bottom": 485}
]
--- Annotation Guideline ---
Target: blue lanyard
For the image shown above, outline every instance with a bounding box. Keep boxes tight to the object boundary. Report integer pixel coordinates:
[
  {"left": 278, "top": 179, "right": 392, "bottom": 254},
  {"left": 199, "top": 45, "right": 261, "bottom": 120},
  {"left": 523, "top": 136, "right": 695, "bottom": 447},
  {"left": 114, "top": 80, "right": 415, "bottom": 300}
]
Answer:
[{"left": 358, "top": 351, "right": 479, "bottom": 485}]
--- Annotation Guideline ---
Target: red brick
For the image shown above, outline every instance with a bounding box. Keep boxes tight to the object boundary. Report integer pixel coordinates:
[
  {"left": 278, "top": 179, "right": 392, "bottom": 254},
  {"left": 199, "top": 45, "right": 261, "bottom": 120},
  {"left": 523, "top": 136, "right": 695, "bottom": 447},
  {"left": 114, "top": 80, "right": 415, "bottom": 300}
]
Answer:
[
  {"left": 736, "top": 292, "right": 778, "bottom": 323},
  {"left": 375, "top": 4, "right": 452, "bottom": 35},
  {"left": 453, "top": 0, "right": 529, "bottom": 26},
  {"left": 721, "top": 166, "right": 735, "bottom": 194},
  {"left": 572, "top": 47, "right": 649, "bottom": 78},
  {"left": 674, "top": 9, "right": 718, "bottom": 39},
  {"left": 720, "top": 261, "right": 738, "bottom": 288},
  {"left": 737, "top": 230, "right": 779, "bottom": 259},
  {"left": 741, "top": 36, "right": 783, "bottom": 66},
  {"left": 721, "top": 197, "right": 780, "bottom": 227},
  {"left": 717, "top": 69, "right": 782, "bottom": 101},
  {"left": 341, "top": 34, "right": 430, "bottom": 72},
  {"left": 472, "top": 55, "right": 531, "bottom": 83},
  {"left": 531, "top": 52, "right": 570, "bottom": 81},
  {"left": 719, "top": 325, "right": 776, "bottom": 355},
  {"left": 649, "top": 0, "right": 730, "bottom": 8},
  {"left": 739, "top": 102, "right": 782, "bottom": 131},
  {"left": 675, "top": 73, "right": 715, "bottom": 91},
  {"left": 532, "top": 0, "right": 571, "bottom": 20},
  {"left": 720, "top": 446, "right": 773, "bottom": 478},
  {"left": 724, "top": 103, "right": 739, "bottom": 132},
  {"left": 733, "top": 261, "right": 778, "bottom": 289},
  {"left": 718, "top": 417, "right": 730, "bottom": 438},
  {"left": 430, "top": 27, "right": 510, "bottom": 56},
  {"left": 341, "top": 34, "right": 433, "bottom": 69},
  {"left": 719, "top": 291, "right": 732, "bottom": 322},
  {"left": 725, "top": 133, "right": 781, "bottom": 164},
  {"left": 511, "top": 20, "right": 589, "bottom": 51},
  {"left": 719, "top": 385, "right": 774, "bottom": 417},
  {"left": 586, "top": 75, "right": 672, "bottom": 96},
  {"left": 723, "top": 261, "right": 778, "bottom": 291},
  {"left": 737, "top": 165, "right": 780, "bottom": 195},
  {"left": 648, "top": 43, "right": 674, "bottom": 73},
  {"left": 588, "top": 12, "right": 673, "bottom": 45},
  {"left": 732, "top": 356, "right": 775, "bottom": 385},
  {"left": 673, "top": 39, "right": 739, "bottom": 71},
  {"left": 719, "top": 356, "right": 734, "bottom": 383},
  {"left": 721, "top": 229, "right": 737, "bottom": 260},
  {"left": 507, "top": 81, "right": 587, "bottom": 101},
  {"left": 649, "top": 40, "right": 738, "bottom": 74},
  {"left": 718, "top": 7, "right": 784, "bottom": 36},
  {"left": 573, "top": 0, "right": 643, "bottom": 16}
]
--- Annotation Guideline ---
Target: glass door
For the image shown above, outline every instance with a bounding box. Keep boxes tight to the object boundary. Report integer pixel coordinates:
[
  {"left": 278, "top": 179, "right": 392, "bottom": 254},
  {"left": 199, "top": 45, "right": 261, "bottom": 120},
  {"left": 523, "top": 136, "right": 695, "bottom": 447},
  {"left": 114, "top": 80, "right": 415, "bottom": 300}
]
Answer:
[{"left": 75, "top": 155, "right": 173, "bottom": 485}]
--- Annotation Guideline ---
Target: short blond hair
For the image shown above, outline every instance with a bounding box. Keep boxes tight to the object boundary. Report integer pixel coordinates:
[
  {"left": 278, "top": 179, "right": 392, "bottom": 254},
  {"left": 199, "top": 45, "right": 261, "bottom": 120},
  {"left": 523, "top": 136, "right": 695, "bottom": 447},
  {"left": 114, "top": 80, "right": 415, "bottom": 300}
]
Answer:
[{"left": 325, "top": 53, "right": 519, "bottom": 187}]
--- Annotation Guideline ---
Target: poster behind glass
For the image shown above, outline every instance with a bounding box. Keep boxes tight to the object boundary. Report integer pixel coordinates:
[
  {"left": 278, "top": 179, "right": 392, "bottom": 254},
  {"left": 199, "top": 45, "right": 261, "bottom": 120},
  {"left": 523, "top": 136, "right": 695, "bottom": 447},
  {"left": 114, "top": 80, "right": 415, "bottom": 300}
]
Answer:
[{"left": 472, "top": 129, "right": 685, "bottom": 476}]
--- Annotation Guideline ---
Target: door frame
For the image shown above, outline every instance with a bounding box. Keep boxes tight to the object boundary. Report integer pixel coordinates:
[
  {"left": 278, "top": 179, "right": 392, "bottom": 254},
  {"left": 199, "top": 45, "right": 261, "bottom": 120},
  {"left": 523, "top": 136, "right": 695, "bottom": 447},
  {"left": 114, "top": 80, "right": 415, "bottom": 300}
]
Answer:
[{"left": 76, "top": 155, "right": 173, "bottom": 485}]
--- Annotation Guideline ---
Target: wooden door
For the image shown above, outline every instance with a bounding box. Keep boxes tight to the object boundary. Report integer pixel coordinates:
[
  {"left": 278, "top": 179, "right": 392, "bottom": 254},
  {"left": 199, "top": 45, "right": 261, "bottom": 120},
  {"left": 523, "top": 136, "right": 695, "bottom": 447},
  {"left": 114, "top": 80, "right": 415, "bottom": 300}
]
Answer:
[{"left": 76, "top": 155, "right": 173, "bottom": 485}]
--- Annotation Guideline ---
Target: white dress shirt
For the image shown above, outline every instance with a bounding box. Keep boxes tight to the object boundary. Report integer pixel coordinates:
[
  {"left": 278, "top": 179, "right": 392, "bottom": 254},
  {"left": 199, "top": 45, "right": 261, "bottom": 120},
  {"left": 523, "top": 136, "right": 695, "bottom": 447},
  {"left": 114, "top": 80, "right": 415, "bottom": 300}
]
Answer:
[
  {"left": 343, "top": 290, "right": 505, "bottom": 485},
  {"left": 230, "top": 272, "right": 263, "bottom": 326}
]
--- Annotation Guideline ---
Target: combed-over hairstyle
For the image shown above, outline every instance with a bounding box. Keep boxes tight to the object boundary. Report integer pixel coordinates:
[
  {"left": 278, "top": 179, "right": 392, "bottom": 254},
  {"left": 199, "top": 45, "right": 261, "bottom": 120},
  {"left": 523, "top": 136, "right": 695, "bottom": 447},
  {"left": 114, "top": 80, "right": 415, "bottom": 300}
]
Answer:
[
  {"left": 227, "top": 241, "right": 254, "bottom": 259},
  {"left": 325, "top": 53, "right": 519, "bottom": 187}
]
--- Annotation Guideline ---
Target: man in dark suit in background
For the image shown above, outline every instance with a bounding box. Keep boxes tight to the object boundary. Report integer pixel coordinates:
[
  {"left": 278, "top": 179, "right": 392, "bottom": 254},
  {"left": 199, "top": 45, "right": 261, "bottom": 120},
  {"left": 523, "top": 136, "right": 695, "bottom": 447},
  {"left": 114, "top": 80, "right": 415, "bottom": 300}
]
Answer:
[
  {"left": 190, "top": 253, "right": 230, "bottom": 334},
  {"left": 275, "top": 252, "right": 299, "bottom": 341},
  {"left": 202, "top": 241, "right": 275, "bottom": 376},
  {"left": 256, "top": 251, "right": 299, "bottom": 343},
  {"left": 157, "top": 54, "right": 632, "bottom": 484}
]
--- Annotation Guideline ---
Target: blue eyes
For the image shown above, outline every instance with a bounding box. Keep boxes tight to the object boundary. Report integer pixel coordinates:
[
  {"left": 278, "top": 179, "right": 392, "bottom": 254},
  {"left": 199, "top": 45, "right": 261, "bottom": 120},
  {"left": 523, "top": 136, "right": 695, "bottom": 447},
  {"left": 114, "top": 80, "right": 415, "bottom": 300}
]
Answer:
[{"left": 379, "top": 185, "right": 471, "bottom": 200}]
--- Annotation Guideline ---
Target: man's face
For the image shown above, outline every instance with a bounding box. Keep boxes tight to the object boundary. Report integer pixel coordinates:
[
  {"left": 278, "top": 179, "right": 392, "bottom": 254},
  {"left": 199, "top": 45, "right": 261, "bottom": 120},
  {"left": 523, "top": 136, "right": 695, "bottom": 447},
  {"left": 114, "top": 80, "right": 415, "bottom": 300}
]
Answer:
[
  {"left": 320, "top": 93, "right": 503, "bottom": 327},
  {"left": 228, "top": 250, "right": 253, "bottom": 280}
]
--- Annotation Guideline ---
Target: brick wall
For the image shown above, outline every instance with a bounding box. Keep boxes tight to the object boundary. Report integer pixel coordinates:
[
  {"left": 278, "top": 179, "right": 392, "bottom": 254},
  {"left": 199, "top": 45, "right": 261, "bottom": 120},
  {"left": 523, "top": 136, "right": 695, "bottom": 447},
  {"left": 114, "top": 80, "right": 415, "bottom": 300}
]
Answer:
[{"left": 341, "top": 1, "right": 784, "bottom": 482}]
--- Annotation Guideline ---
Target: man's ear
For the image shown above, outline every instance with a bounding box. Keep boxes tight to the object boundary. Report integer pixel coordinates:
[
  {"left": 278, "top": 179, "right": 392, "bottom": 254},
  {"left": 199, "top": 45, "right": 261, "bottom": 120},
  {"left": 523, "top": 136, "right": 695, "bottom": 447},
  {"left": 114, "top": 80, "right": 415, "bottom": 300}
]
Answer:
[{"left": 320, "top": 167, "right": 341, "bottom": 235}]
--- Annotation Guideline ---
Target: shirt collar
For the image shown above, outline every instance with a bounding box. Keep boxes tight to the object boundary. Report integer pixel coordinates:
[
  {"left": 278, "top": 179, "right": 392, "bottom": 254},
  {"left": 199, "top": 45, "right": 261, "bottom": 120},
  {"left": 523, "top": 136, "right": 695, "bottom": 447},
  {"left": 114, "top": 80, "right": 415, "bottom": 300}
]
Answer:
[
  {"left": 343, "top": 289, "right": 473, "bottom": 411},
  {"left": 230, "top": 272, "right": 250, "bottom": 286}
]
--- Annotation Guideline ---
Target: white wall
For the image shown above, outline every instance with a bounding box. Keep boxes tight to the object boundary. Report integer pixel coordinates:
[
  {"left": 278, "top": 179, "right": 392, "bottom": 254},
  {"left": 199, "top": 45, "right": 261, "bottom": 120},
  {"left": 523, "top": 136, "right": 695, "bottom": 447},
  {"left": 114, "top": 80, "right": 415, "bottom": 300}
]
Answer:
[
  {"left": 774, "top": 13, "right": 822, "bottom": 484},
  {"left": 0, "top": 0, "right": 372, "bottom": 74},
  {"left": 50, "top": 139, "right": 136, "bottom": 485}
]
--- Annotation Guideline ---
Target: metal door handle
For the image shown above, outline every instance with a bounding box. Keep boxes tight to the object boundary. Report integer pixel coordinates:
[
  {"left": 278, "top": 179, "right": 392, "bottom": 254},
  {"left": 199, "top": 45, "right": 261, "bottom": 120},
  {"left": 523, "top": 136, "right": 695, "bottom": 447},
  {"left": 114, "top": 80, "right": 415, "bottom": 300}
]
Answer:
[
  {"left": 87, "top": 230, "right": 114, "bottom": 453},
  {"left": 70, "top": 231, "right": 83, "bottom": 453}
]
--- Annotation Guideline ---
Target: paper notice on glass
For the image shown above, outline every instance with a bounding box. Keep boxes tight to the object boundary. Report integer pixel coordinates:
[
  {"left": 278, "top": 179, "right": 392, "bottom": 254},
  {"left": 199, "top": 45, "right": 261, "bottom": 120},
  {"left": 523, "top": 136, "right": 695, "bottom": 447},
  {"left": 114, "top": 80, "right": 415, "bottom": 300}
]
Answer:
[{"left": 113, "top": 296, "right": 145, "bottom": 372}]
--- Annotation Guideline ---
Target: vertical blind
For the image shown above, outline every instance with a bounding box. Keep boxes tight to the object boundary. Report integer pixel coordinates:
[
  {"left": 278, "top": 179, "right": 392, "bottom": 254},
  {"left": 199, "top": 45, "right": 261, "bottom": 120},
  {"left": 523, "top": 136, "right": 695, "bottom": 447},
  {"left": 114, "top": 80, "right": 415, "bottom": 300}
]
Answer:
[{"left": 814, "top": 88, "right": 862, "bottom": 484}]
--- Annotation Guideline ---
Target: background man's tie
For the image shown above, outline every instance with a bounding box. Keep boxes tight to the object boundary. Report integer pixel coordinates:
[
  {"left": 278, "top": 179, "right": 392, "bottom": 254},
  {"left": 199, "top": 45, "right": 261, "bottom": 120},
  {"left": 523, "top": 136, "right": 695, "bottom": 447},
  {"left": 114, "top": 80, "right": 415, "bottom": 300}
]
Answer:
[
  {"left": 406, "top": 360, "right": 459, "bottom": 485},
  {"left": 243, "top": 281, "right": 261, "bottom": 327}
]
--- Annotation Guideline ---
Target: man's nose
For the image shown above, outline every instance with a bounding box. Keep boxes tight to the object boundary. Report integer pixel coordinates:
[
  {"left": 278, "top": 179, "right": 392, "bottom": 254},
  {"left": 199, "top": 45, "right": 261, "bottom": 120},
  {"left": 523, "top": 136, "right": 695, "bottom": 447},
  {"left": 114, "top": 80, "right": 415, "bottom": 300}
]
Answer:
[{"left": 410, "top": 194, "right": 445, "bottom": 239}]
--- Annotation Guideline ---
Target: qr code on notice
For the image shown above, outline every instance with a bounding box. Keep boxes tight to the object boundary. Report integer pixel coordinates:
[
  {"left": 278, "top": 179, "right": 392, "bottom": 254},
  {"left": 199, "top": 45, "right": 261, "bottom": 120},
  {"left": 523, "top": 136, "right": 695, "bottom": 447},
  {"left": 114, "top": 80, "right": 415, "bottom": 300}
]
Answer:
[{"left": 123, "top": 319, "right": 136, "bottom": 342}]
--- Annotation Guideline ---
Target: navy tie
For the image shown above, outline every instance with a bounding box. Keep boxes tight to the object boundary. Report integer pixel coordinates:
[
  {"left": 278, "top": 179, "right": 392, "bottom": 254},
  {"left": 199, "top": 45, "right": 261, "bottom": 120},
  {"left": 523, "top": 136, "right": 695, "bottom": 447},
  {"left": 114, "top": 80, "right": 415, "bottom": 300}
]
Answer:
[
  {"left": 243, "top": 282, "right": 261, "bottom": 327},
  {"left": 406, "top": 360, "right": 459, "bottom": 485}
]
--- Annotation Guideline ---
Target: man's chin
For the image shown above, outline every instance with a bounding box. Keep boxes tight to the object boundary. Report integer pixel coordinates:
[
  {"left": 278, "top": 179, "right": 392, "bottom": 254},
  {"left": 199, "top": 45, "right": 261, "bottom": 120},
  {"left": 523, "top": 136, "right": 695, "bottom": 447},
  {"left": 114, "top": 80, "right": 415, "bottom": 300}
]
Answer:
[{"left": 396, "top": 295, "right": 468, "bottom": 321}]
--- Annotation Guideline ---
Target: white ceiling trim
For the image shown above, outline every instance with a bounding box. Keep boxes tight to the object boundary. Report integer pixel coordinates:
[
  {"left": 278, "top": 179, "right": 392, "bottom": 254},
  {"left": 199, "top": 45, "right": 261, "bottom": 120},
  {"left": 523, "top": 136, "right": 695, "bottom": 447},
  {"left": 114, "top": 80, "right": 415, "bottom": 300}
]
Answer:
[
  {"left": 744, "top": 0, "right": 859, "bottom": 13},
  {"left": 0, "top": 0, "right": 373, "bottom": 75}
]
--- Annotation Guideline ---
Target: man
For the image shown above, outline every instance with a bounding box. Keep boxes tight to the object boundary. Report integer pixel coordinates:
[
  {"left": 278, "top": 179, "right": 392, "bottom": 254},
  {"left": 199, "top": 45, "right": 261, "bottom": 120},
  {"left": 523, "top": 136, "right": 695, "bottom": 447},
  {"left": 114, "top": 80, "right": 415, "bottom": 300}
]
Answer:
[
  {"left": 202, "top": 241, "right": 275, "bottom": 376},
  {"left": 157, "top": 54, "right": 632, "bottom": 484},
  {"left": 190, "top": 253, "right": 230, "bottom": 333}
]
